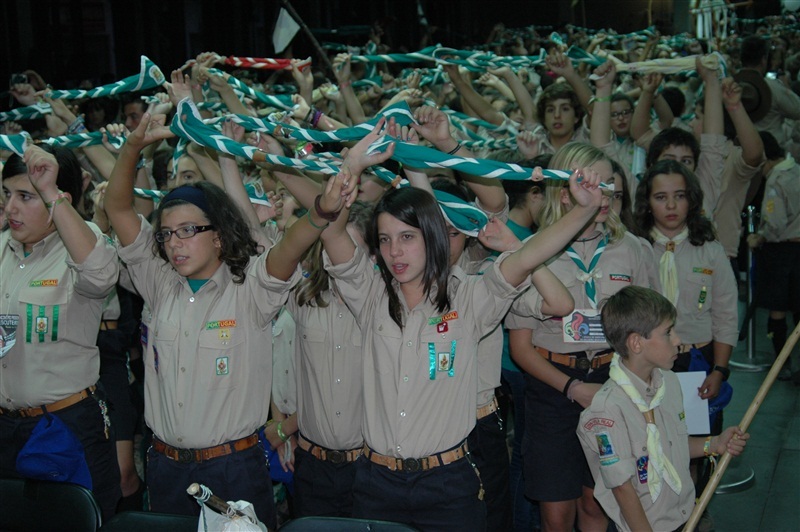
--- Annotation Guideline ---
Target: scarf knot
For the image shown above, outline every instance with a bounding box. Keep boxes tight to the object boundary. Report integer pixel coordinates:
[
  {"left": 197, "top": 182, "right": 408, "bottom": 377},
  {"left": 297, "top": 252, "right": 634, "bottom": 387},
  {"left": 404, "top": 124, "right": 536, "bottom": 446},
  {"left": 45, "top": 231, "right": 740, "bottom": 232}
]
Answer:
[{"left": 650, "top": 227, "right": 688, "bottom": 305}]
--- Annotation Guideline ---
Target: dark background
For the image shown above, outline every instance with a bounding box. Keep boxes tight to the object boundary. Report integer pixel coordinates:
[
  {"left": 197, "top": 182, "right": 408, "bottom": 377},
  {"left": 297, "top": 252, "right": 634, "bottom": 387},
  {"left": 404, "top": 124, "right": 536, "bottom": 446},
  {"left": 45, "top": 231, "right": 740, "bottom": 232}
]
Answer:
[{"left": 0, "top": 0, "right": 784, "bottom": 92}]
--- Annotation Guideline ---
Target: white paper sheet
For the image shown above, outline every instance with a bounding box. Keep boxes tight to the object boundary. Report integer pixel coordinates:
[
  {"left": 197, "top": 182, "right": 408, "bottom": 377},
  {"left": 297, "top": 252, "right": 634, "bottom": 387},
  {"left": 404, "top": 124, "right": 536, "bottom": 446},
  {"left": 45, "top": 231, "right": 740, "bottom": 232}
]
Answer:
[{"left": 677, "top": 371, "right": 710, "bottom": 435}]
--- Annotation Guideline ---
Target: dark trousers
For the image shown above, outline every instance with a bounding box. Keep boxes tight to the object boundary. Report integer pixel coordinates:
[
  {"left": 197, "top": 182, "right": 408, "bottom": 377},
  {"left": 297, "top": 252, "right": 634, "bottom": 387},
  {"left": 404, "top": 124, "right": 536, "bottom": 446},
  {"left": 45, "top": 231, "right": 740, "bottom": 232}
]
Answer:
[
  {"left": 146, "top": 442, "right": 276, "bottom": 530},
  {"left": 467, "top": 406, "right": 511, "bottom": 532},
  {"left": 502, "top": 368, "right": 537, "bottom": 531},
  {"left": 293, "top": 445, "right": 357, "bottom": 518},
  {"left": 352, "top": 454, "right": 486, "bottom": 532},
  {"left": 0, "top": 395, "right": 121, "bottom": 521}
]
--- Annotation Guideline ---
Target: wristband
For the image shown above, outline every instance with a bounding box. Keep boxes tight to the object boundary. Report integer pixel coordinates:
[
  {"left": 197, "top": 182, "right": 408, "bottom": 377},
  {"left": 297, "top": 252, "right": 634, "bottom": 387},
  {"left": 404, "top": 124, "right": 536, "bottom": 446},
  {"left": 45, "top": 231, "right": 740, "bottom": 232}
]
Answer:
[
  {"left": 45, "top": 191, "right": 70, "bottom": 225},
  {"left": 703, "top": 436, "right": 718, "bottom": 457},
  {"left": 277, "top": 421, "right": 289, "bottom": 443},
  {"left": 562, "top": 377, "right": 578, "bottom": 397},
  {"left": 712, "top": 365, "right": 731, "bottom": 381},
  {"left": 589, "top": 94, "right": 612, "bottom": 105},
  {"left": 311, "top": 109, "right": 324, "bottom": 128},
  {"left": 339, "top": 80, "right": 352, "bottom": 89},
  {"left": 303, "top": 107, "right": 315, "bottom": 123},
  {"left": 724, "top": 102, "right": 742, "bottom": 112},
  {"left": 314, "top": 194, "right": 340, "bottom": 222},
  {"left": 445, "top": 142, "right": 461, "bottom": 155},
  {"left": 306, "top": 209, "right": 329, "bottom": 230},
  {"left": 66, "top": 116, "right": 87, "bottom": 134}
]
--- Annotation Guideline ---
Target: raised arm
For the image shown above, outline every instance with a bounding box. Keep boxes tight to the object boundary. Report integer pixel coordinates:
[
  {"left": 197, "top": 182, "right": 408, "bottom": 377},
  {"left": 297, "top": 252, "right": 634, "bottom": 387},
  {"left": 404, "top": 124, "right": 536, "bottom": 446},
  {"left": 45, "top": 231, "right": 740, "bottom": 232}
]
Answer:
[
  {"left": 333, "top": 53, "right": 367, "bottom": 125},
  {"left": 411, "top": 105, "right": 506, "bottom": 212},
  {"left": 490, "top": 67, "right": 537, "bottom": 128},
  {"left": 443, "top": 63, "right": 505, "bottom": 126},
  {"left": 721, "top": 78, "right": 765, "bottom": 167},
  {"left": 590, "top": 61, "right": 617, "bottom": 147},
  {"left": 24, "top": 146, "right": 96, "bottom": 264},
  {"left": 105, "top": 113, "right": 174, "bottom": 246},
  {"left": 630, "top": 73, "right": 662, "bottom": 141},
  {"left": 546, "top": 50, "right": 593, "bottom": 115},
  {"left": 698, "top": 55, "right": 723, "bottom": 136},
  {"left": 499, "top": 168, "right": 602, "bottom": 286}
]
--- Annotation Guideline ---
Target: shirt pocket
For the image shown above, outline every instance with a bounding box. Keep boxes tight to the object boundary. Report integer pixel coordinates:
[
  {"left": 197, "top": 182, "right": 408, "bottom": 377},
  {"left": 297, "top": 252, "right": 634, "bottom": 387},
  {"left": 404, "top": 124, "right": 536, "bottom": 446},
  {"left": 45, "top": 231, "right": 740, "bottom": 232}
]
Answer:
[
  {"left": 18, "top": 284, "right": 70, "bottom": 343},
  {"left": 298, "top": 325, "right": 327, "bottom": 363},
  {"left": 371, "top": 319, "right": 402, "bottom": 375},
  {"left": 420, "top": 321, "right": 466, "bottom": 378},
  {"left": 197, "top": 327, "right": 246, "bottom": 390},
  {"left": 681, "top": 272, "right": 712, "bottom": 319}
]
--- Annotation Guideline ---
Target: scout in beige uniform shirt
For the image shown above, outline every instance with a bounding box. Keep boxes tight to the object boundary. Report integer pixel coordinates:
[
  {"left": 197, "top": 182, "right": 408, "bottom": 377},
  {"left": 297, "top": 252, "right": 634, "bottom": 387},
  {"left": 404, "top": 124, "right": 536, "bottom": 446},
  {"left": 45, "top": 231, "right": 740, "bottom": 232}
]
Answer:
[
  {"left": 506, "top": 228, "right": 650, "bottom": 356},
  {"left": 325, "top": 242, "right": 527, "bottom": 459},
  {"left": 578, "top": 364, "right": 694, "bottom": 532},
  {"left": 117, "top": 215, "right": 300, "bottom": 448},
  {"left": 0, "top": 224, "right": 118, "bottom": 407},
  {"left": 650, "top": 238, "right": 738, "bottom": 348},
  {"left": 287, "top": 292, "right": 364, "bottom": 451}
]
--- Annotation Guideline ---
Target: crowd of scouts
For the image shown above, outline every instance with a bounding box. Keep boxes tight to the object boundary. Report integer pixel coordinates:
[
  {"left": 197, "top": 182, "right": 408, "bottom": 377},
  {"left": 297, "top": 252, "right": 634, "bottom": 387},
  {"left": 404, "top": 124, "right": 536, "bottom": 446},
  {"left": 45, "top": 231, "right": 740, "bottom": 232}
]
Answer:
[{"left": 2, "top": 14, "right": 800, "bottom": 532}]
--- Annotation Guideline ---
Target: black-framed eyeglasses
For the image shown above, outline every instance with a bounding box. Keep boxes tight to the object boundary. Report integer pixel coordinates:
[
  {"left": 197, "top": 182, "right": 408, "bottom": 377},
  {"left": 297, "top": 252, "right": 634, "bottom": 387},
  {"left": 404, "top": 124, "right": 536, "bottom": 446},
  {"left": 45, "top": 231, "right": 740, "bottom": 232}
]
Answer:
[
  {"left": 610, "top": 109, "right": 633, "bottom": 119},
  {"left": 154, "top": 225, "right": 215, "bottom": 243}
]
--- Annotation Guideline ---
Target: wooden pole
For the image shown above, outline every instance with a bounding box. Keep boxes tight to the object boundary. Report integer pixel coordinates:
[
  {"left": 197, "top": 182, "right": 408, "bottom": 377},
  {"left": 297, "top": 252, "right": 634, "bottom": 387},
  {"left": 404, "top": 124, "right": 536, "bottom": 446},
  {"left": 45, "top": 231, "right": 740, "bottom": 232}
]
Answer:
[
  {"left": 684, "top": 321, "right": 800, "bottom": 532},
  {"left": 279, "top": 0, "right": 338, "bottom": 81},
  {"left": 187, "top": 482, "right": 246, "bottom": 518}
]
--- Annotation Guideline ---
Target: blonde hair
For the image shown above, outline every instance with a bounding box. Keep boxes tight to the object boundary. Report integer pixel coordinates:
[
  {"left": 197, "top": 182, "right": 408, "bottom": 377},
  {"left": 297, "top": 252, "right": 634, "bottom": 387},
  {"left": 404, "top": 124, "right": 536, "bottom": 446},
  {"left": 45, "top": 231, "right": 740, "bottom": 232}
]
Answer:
[{"left": 537, "top": 142, "right": 626, "bottom": 244}]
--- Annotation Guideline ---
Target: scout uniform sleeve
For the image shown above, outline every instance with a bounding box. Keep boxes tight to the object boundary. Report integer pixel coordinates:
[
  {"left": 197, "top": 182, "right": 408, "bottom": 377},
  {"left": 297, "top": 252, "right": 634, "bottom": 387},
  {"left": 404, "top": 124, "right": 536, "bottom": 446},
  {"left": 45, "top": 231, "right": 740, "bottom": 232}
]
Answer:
[
  {"left": 697, "top": 134, "right": 727, "bottom": 218},
  {"left": 250, "top": 244, "right": 302, "bottom": 326},
  {"left": 322, "top": 238, "right": 377, "bottom": 323},
  {"left": 468, "top": 251, "right": 531, "bottom": 337},
  {"left": 759, "top": 175, "right": 789, "bottom": 242},
  {"left": 578, "top": 385, "right": 637, "bottom": 489},
  {"left": 67, "top": 222, "right": 120, "bottom": 299}
]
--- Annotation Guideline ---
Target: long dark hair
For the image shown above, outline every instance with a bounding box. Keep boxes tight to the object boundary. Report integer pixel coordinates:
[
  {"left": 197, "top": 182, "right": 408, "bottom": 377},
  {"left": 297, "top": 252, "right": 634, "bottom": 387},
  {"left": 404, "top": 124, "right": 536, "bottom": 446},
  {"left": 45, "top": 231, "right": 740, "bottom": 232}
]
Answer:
[
  {"left": 633, "top": 160, "right": 715, "bottom": 246},
  {"left": 151, "top": 182, "right": 259, "bottom": 283},
  {"left": 369, "top": 188, "right": 450, "bottom": 329}
]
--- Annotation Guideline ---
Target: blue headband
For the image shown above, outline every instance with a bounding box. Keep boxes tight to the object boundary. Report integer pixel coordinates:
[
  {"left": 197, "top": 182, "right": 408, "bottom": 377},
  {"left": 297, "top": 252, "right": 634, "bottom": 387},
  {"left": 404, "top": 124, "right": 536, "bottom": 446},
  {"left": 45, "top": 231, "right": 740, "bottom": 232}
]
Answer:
[{"left": 161, "top": 185, "right": 210, "bottom": 215}]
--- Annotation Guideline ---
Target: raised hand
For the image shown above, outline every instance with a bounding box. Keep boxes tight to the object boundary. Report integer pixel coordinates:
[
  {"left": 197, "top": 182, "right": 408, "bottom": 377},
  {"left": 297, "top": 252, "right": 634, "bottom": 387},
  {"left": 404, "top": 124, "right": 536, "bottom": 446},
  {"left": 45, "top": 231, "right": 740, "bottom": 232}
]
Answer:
[
  {"left": 100, "top": 123, "right": 129, "bottom": 154},
  {"left": 478, "top": 217, "right": 523, "bottom": 253},
  {"left": 124, "top": 113, "right": 174, "bottom": 151},
  {"left": 568, "top": 166, "right": 603, "bottom": 209},
  {"left": 167, "top": 69, "right": 193, "bottom": 106},
  {"left": 411, "top": 105, "right": 452, "bottom": 146},
  {"left": 721, "top": 78, "right": 742, "bottom": 108},
  {"left": 517, "top": 130, "right": 541, "bottom": 160},
  {"left": 341, "top": 118, "right": 395, "bottom": 176},
  {"left": 24, "top": 145, "right": 60, "bottom": 200}
]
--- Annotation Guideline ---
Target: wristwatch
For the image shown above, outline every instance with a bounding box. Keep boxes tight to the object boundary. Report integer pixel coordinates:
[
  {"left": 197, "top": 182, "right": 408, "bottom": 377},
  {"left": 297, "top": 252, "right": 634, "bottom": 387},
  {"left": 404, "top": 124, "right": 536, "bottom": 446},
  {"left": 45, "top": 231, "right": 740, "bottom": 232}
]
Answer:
[{"left": 712, "top": 365, "right": 731, "bottom": 381}]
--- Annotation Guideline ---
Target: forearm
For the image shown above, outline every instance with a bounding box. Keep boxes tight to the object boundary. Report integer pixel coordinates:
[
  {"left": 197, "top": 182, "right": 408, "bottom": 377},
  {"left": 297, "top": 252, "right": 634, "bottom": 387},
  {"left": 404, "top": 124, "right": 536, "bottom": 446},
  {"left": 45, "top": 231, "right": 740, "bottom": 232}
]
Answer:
[
  {"left": 275, "top": 170, "right": 322, "bottom": 211},
  {"left": 188, "top": 149, "right": 224, "bottom": 188},
  {"left": 81, "top": 145, "right": 118, "bottom": 180},
  {"left": 612, "top": 482, "right": 653, "bottom": 532},
  {"left": 500, "top": 205, "right": 596, "bottom": 286},
  {"left": 46, "top": 194, "right": 98, "bottom": 264},
  {"left": 451, "top": 77, "right": 505, "bottom": 126},
  {"left": 652, "top": 93, "right": 674, "bottom": 130},
  {"left": 703, "top": 77, "right": 723, "bottom": 136},
  {"left": 106, "top": 145, "right": 146, "bottom": 245},
  {"left": 501, "top": 71, "right": 536, "bottom": 127},
  {"left": 531, "top": 265, "right": 574, "bottom": 317},
  {"left": 631, "top": 91, "right": 655, "bottom": 140},
  {"left": 712, "top": 341, "right": 733, "bottom": 367},
  {"left": 218, "top": 84, "right": 253, "bottom": 117},
  {"left": 220, "top": 155, "right": 261, "bottom": 232},
  {"left": 590, "top": 86, "right": 613, "bottom": 147},
  {"left": 563, "top": 71, "right": 594, "bottom": 115},
  {"left": 728, "top": 106, "right": 765, "bottom": 166},
  {"left": 341, "top": 85, "right": 367, "bottom": 124},
  {"left": 132, "top": 166, "right": 155, "bottom": 218}
]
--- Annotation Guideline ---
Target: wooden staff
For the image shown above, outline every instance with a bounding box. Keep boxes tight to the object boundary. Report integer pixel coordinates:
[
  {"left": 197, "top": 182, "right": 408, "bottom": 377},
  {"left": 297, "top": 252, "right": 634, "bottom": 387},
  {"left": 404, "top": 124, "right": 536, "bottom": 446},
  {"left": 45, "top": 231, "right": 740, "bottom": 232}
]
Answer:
[
  {"left": 684, "top": 321, "right": 800, "bottom": 532},
  {"left": 279, "top": 0, "right": 338, "bottom": 81}
]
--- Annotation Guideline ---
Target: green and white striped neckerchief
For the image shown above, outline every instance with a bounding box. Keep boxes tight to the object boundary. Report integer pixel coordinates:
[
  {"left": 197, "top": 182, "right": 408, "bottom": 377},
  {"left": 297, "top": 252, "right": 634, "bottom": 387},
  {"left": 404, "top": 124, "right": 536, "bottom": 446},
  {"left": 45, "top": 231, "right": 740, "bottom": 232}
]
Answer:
[{"left": 565, "top": 233, "right": 607, "bottom": 309}]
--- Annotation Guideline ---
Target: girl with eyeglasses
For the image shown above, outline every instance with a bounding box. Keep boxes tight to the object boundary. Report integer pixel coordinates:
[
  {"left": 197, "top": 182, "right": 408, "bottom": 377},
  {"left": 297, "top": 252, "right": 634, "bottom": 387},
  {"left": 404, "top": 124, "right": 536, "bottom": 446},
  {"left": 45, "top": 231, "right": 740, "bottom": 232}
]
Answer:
[{"left": 103, "top": 112, "right": 365, "bottom": 527}]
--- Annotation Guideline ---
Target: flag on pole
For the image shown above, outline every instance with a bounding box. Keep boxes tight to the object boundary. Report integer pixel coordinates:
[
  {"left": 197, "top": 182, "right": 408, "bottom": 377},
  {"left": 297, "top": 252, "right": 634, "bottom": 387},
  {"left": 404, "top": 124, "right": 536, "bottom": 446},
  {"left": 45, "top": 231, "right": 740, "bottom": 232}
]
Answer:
[{"left": 273, "top": 8, "right": 300, "bottom": 54}]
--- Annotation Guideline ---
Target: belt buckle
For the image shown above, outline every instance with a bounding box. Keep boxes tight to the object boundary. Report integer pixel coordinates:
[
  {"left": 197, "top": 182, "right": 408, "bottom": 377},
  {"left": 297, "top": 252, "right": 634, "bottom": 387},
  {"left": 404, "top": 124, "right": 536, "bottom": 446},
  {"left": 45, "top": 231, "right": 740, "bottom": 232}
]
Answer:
[
  {"left": 576, "top": 357, "right": 591, "bottom": 371},
  {"left": 403, "top": 458, "right": 421, "bottom": 472},
  {"left": 6, "top": 409, "right": 23, "bottom": 419},
  {"left": 328, "top": 450, "right": 345, "bottom": 464},
  {"left": 177, "top": 449, "right": 195, "bottom": 463}
]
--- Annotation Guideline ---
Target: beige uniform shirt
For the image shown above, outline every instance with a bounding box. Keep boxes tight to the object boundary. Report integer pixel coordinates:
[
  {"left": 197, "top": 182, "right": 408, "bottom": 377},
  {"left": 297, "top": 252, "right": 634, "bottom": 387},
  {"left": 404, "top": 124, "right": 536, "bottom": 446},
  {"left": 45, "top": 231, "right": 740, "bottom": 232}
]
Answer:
[
  {"left": 530, "top": 121, "right": 591, "bottom": 156},
  {"left": 271, "top": 308, "right": 296, "bottom": 415},
  {"left": 506, "top": 229, "right": 649, "bottom": 356},
  {"left": 758, "top": 155, "right": 800, "bottom": 242},
  {"left": 324, "top": 243, "right": 528, "bottom": 458},
  {"left": 0, "top": 224, "right": 118, "bottom": 408},
  {"left": 117, "top": 216, "right": 299, "bottom": 448},
  {"left": 713, "top": 143, "right": 764, "bottom": 257},
  {"left": 287, "top": 291, "right": 364, "bottom": 450},
  {"left": 578, "top": 365, "right": 695, "bottom": 532},
  {"left": 651, "top": 239, "right": 738, "bottom": 346}
]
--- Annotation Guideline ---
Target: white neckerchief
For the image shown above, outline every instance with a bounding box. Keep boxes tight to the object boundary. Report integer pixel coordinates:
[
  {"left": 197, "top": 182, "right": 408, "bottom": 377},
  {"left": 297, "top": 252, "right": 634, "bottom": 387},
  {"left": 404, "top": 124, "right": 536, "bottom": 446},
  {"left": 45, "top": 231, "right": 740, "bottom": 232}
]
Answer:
[
  {"left": 609, "top": 354, "right": 682, "bottom": 502},
  {"left": 650, "top": 227, "right": 689, "bottom": 305}
]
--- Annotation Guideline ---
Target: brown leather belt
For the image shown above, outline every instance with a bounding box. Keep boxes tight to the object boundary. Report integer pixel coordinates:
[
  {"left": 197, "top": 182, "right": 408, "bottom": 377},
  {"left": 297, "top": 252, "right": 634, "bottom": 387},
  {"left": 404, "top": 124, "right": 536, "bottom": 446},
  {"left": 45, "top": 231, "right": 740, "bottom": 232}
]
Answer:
[
  {"left": 100, "top": 320, "right": 118, "bottom": 331},
  {"left": 297, "top": 433, "right": 362, "bottom": 464},
  {"left": 0, "top": 386, "right": 96, "bottom": 419},
  {"left": 535, "top": 347, "right": 613, "bottom": 370},
  {"left": 677, "top": 341, "right": 711, "bottom": 354},
  {"left": 364, "top": 441, "right": 469, "bottom": 472},
  {"left": 152, "top": 433, "right": 259, "bottom": 463},
  {"left": 477, "top": 397, "right": 499, "bottom": 420}
]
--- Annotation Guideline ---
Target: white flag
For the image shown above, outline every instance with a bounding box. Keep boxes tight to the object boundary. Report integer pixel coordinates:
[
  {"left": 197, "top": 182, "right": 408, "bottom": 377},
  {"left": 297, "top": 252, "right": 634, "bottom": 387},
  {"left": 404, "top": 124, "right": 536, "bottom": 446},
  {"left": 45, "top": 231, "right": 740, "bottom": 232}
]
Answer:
[{"left": 273, "top": 8, "right": 300, "bottom": 54}]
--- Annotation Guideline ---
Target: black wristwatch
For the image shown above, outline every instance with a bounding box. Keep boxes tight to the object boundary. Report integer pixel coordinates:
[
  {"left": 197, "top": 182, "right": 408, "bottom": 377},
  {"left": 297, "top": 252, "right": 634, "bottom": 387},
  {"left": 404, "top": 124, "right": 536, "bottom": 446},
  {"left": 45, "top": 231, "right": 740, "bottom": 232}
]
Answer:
[{"left": 712, "top": 365, "right": 731, "bottom": 381}]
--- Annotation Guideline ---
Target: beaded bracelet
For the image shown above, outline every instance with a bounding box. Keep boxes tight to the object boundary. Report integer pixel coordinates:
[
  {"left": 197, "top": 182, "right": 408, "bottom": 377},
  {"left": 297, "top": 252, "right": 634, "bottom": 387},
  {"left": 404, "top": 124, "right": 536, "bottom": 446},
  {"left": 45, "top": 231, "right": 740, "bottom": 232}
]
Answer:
[
  {"left": 703, "top": 436, "right": 718, "bottom": 457},
  {"left": 46, "top": 191, "right": 71, "bottom": 224}
]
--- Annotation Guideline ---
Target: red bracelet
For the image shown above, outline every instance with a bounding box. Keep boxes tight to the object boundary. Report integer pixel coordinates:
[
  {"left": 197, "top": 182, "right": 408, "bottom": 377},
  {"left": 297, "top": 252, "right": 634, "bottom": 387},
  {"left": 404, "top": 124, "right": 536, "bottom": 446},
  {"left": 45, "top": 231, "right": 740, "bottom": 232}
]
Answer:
[
  {"left": 314, "top": 194, "right": 340, "bottom": 222},
  {"left": 340, "top": 80, "right": 352, "bottom": 89}
]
